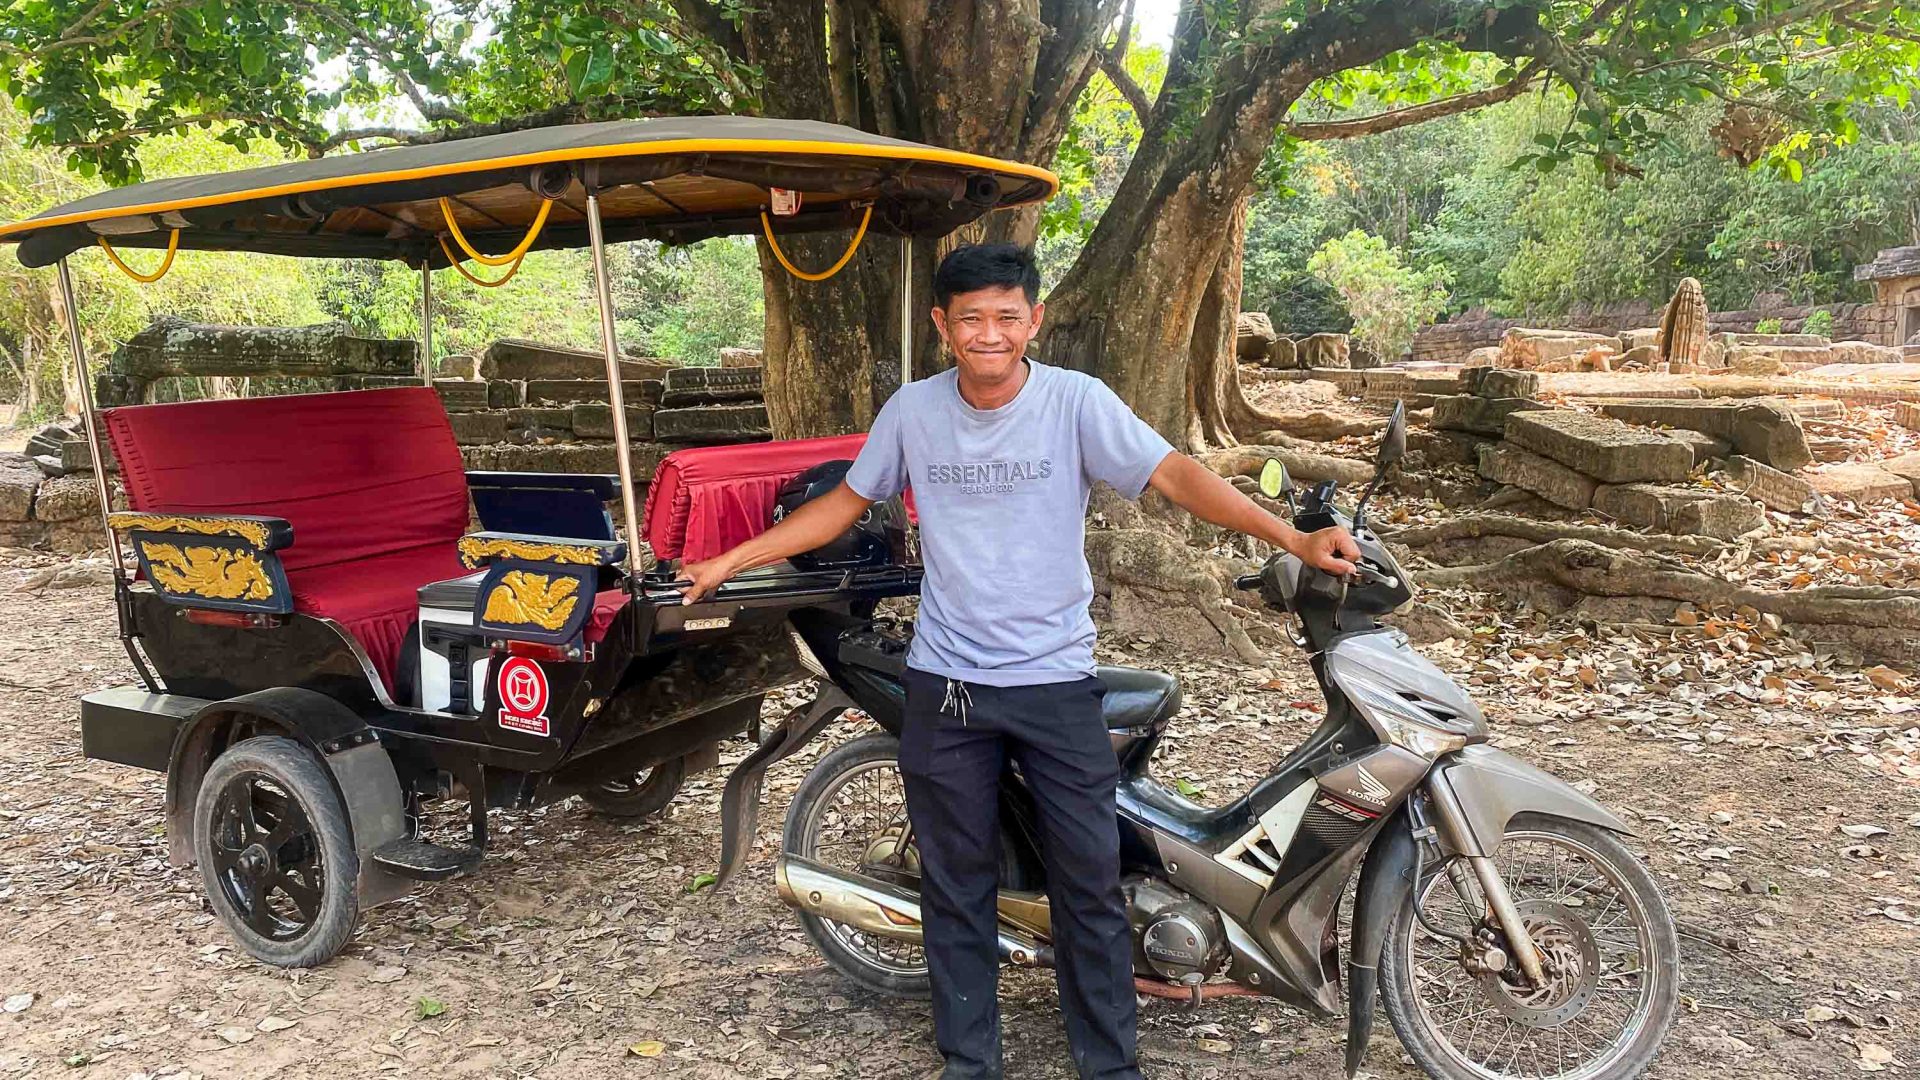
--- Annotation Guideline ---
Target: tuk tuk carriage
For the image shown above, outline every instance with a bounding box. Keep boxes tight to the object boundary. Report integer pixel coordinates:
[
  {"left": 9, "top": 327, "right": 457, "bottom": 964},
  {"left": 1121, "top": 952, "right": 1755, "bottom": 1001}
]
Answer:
[{"left": 0, "top": 116, "right": 1056, "bottom": 966}]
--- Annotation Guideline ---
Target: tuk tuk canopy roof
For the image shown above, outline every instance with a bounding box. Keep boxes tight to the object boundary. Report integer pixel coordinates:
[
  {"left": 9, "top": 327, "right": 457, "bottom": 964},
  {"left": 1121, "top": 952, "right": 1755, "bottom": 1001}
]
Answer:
[{"left": 1, "top": 116, "right": 1059, "bottom": 269}]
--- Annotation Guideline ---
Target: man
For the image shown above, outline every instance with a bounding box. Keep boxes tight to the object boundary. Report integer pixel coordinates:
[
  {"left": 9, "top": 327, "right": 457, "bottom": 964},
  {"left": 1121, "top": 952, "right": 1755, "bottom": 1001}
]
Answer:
[{"left": 681, "top": 244, "right": 1357, "bottom": 1079}]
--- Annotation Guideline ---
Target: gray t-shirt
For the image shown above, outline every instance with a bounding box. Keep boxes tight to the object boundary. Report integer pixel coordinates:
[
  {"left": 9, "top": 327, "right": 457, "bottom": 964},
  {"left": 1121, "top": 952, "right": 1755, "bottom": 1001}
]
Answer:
[{"left": 846, "top": 359, "right": 1175, "bottom": 686}]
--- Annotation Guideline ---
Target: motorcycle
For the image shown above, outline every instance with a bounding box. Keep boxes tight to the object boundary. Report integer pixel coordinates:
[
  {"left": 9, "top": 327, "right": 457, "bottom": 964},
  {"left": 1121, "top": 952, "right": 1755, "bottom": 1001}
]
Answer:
[{"left": 717, "top": 403, "right": 1680, "bottom": 1080}]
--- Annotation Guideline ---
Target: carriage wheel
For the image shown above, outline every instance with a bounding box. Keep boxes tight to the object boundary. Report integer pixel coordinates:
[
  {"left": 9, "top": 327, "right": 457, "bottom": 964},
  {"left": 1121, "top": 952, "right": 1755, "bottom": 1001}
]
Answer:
[
  {"left": 581, "top": 754, "right": 687, "bottom": 819},
  {"left": 194, "top": 737, "right": 361, "bottom": 967}
]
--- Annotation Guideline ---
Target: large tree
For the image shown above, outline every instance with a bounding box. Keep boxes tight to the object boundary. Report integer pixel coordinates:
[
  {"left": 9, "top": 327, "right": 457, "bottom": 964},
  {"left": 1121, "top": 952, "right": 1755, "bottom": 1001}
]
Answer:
[{"left": 5, "top": 0, "right": 1917, "bottom": 443}]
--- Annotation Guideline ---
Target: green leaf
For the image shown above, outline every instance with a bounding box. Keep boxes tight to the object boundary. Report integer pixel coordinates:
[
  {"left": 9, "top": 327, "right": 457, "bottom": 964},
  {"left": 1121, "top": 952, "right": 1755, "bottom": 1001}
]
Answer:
[
  {"left": 240, "top": 42, "right": 267, "bottom": 79},
  {"left": 687, "top": 871, "right": 717, "bottom": 894},
  {"left": 1174, "top": 777, "right": 1204, "bottom": 797},
  {"left": 416, "top": 997, "right": 446, "bottom": 1019}
]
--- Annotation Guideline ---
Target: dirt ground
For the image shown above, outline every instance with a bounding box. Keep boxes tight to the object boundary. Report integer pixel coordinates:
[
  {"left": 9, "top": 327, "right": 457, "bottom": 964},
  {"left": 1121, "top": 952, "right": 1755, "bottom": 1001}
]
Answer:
[{"left": 0, "top": 556, "right": 1914, "bottom": 1080}]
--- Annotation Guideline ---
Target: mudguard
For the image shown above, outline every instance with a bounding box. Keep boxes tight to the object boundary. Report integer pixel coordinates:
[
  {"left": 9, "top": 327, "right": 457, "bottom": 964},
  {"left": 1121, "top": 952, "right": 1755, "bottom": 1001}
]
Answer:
[
  {"left": 1429, "top": 744, "right": 1632, "bottom": 857},
  {"left": 164, "top": 687, "right": 406, "bottom": 907},
  {"left": 1345, "top": 805, "right": 1416, "bottom": 1078},
  {"left": 714, "top": 683, "right": 857, "bottom": 888}
]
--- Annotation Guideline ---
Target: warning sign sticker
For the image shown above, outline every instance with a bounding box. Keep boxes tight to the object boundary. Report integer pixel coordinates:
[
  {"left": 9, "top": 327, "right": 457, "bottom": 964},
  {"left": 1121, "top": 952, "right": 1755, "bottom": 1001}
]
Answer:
[{"left": 496, "top": 656, "right": 551, "bottom": 736}]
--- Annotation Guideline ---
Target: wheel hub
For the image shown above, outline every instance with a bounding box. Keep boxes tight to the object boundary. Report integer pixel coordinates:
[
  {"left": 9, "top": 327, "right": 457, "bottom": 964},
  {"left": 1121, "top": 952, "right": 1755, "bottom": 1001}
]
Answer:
[
  {"left": 859, "top": 824, "right": 920, "bottom": 883},
  {"left": 1478, "top": 900, "right": 1601, "bottom": 1028},
  {"left": 239, "top": 842, "right": 272, "bottom": 879}
]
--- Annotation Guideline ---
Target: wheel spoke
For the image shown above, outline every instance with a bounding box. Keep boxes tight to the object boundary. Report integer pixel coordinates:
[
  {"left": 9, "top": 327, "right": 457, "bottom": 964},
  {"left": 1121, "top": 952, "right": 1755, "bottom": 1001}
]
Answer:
[
  {"left": 225, "top": 776, "right": 266, "bottom": 839},
  {"left": 274, "top": 872, "right": 322, "bottom": 921}
]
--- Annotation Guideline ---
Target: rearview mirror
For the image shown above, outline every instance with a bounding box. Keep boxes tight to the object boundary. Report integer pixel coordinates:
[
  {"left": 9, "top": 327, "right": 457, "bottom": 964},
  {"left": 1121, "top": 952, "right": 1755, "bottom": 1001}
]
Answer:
[
  {"left": 1378, "top": 402, "right": 1406, "bottom": 468},
  {"left": 1258, "top": 458, "right": 1292, "bottom": 500}
]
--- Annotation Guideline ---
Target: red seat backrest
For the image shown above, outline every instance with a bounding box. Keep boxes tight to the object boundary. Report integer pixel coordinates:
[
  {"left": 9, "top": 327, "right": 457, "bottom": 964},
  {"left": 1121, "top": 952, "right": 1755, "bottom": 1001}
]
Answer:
[
  {"left": 642, "top": 434, "right": 868, "bottom": 562},
  {"left": 103, "top": 387, "right": 469, "bottom": 573}
]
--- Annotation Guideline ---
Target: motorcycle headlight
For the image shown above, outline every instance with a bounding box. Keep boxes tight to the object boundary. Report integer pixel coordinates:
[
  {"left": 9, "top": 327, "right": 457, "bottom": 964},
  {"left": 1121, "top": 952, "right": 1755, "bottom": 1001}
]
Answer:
[{"left": 1344, "top": 682, "right": 1471, "bottom": 758}]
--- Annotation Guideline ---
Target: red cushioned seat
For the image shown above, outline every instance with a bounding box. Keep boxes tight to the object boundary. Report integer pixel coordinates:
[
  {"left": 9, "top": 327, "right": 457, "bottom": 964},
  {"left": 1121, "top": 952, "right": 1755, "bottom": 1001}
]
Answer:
[
  {"left": 642, "top": 434, "right": 915, "bottom": 563},
  {"left": 104, "top": 388, "right": 471, "bottom": 691}
]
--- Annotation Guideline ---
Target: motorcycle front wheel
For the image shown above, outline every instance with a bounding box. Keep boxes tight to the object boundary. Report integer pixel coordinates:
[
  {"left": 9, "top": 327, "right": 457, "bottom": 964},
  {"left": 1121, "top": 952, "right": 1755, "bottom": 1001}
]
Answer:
[
  {"left": 782, "top": 732, "right": 1027, "bottom": 999},
  {"left": 1380, "top": 813, "right": 1680, "bottom": 1080}
]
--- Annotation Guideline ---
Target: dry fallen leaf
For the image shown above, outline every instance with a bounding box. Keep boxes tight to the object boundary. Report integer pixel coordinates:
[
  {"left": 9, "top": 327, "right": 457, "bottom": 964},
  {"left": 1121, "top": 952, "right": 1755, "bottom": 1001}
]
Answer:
[
  {"left": 366, "top": 966, "right": 407, "bottom": 984},
  {"left": 1858, "top": 1043, "right": 1895, "bottom": 1071},
  {"left": 1701, "top": 870, "right": 1737, "bottom": 891},
  {"left": 629, "top": 1041, "right": 666, "bottom": 1058},
  {"left": 216, "top": 1026, "right": 254, "bottom": 1046},
  {"left": 1196, "top": 1038, "right": 1233, "bottom": 1054},
  {"left": 531, "top": 972, "right": 565, "bottom": 992},
  {"left": 1805, "top": 1005, "right": 1841, "bottom": 1023},
  {"left": 257, "top": 1016, "right": 298, "bottom": 1033},
  {"left": 1841, "top": 824, "right": 1890, "bottom": 839}
]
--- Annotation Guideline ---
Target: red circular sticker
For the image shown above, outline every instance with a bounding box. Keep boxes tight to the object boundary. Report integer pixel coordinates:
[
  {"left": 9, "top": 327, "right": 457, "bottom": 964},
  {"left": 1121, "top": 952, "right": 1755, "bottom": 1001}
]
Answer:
[{"left": 497, "top": 656, "right": 549, "bottom": 724}]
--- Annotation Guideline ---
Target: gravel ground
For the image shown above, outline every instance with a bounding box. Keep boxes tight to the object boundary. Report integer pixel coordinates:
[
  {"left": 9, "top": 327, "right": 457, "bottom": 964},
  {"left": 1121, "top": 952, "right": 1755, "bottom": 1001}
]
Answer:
[{"left": 0, "top": 556, "right": 1914, "bottom": 1080}]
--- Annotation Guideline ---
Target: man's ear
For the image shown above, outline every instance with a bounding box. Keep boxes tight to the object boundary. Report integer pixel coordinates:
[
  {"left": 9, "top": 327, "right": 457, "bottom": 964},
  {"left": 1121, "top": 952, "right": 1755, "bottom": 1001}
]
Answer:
[
  {"left": 930, "top": 304, "right": 950, "bottom": 346},
  {"left": 1029, "top": 301, "right": 1045, "bottom": 334}
]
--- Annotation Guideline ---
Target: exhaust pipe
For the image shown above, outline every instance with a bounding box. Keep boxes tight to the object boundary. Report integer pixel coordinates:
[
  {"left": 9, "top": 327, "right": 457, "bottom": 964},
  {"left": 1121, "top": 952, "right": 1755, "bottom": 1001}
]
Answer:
[{"left": 776, "top": 854, "right": 1052, "bottom": 967}]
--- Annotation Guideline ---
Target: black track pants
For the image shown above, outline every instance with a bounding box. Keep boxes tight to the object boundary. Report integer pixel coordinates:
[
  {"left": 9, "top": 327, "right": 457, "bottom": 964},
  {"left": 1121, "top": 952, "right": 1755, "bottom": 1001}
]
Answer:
[{"left": 897, "top": 667, "right": 1141, "bottom": 1080}]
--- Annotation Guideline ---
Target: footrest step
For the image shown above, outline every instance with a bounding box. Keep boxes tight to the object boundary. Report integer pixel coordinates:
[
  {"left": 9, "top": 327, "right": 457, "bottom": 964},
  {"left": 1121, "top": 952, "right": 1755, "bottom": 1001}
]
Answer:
[{"left": 371, "top": 838, "right": 483, "bottom": 881}]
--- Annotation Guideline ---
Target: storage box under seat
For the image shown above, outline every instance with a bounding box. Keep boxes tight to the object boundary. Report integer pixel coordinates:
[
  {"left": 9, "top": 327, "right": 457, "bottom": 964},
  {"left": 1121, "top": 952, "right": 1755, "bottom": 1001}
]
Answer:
[{"left": 419, "top": 572, "right": 490, "bottom": 714}]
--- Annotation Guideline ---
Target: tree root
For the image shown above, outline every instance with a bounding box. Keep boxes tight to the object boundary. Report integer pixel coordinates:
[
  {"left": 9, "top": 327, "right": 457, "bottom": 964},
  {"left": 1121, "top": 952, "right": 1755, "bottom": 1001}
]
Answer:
[
  {"left": 1421, "top": 539, "right": 1920, "bottom": 632},
  {"left": 1249, "top": 411, "right": 1386, "bottom": 442},
  {"left": 1199, "top": 444, "right": 1373, "bottom": 486},
  {"left": 1382, "top": 514, "right": 1729, "bottom": 558}
]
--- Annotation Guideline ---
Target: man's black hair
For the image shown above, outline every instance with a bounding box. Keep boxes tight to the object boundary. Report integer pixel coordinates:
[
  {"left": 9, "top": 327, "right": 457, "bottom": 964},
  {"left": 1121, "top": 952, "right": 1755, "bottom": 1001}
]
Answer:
[{"left": 933, "top": 243, "right": 1041, "bottom": 308}]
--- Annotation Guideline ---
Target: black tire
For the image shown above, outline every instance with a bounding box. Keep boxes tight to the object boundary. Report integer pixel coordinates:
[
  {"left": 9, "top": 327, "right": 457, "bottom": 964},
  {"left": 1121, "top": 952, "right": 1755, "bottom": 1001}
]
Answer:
[
  {"left": 193, "top": 736, "right": 360, "bottom": 968},
  {"left": 1380, "top": 814, "right": 1680, "bottom": 1080},
  {"left": 782, "top": 733, "right": 1026, "bottom": 1000},
  {"left": 581, "top": 756, "right": 687, "bottom": 819}
]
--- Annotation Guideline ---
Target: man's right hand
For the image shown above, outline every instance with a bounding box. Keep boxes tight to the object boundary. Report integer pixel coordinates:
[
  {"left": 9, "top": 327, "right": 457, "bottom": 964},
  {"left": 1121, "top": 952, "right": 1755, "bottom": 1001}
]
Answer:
[{"left": 680, "top": 555, "right": 737, "bottom": 605}]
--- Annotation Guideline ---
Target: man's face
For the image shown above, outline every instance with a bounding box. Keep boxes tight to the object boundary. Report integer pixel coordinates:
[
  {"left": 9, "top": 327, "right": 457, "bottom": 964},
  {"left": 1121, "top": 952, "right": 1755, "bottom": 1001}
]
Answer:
[{"left": 932, "top": 285, "right": 1045, "bottom": 383}]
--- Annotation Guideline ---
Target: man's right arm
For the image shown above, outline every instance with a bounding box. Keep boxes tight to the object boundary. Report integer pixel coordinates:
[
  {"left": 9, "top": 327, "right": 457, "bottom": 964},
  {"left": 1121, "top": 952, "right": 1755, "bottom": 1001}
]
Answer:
[{"left": 678, "top": 481, "right": 873, "bottom": 603}]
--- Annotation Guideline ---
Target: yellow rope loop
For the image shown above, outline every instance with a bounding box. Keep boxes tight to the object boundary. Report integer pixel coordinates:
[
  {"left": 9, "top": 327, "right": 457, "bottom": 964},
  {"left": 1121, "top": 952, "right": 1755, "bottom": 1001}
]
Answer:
[
  {"left": 97, "top": 229, "right": 180, "bottom": 283},
  {"left": 438, "top": 196, "right": 553, "bottom": 266},
  {"left": 760, "top": 204, "right": 873, "bottom": 283},
  {"left": 437, "top": 235, "right": 526, "bottom": 288}
]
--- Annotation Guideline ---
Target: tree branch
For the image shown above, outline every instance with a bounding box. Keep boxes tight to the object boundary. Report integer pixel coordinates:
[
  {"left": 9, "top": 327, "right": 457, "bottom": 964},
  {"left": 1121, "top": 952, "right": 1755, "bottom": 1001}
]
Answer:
[
  {"left": 1101, "top": 53, "right": 1155, "bottom": 126},
  {"left": 1285, "top": 67, "right": 1542, "bottom": 140},
  {"left": 395, "top": 71, "right": 472, "bottom": 126}
]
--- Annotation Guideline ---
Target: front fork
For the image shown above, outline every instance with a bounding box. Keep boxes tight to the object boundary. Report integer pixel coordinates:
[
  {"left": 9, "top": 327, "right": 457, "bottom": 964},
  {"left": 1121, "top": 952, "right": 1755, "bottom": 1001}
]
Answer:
[{"left": 1411, "top": 785, "right": 1550, "bottom": 986}]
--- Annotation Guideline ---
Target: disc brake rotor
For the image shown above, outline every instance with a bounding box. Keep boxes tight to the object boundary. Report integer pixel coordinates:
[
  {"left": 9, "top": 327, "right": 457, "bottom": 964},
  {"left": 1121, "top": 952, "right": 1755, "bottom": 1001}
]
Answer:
[{"left": 1479, "top": 900, "right": 1602, "bottom": 1029}]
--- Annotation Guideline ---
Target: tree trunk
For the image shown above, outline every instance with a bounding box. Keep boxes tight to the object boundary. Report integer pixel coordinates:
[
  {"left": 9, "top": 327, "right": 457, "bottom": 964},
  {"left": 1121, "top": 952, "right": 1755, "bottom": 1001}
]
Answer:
[{"left": 740, "top": 1, "right": 1116, "bottom": 434}]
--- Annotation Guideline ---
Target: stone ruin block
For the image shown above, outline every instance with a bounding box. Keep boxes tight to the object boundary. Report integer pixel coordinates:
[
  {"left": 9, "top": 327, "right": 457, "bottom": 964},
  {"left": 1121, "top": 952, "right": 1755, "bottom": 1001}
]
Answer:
[
  {"left": 1236, "top": 312, "right": 1277, "bottom": 361},
  {"left": 478, "top": 339, "right": 672, "bottom": 382},
  {"left": 462, "top": 442, "right": 669, "bottom": 483},
  {"left": 1478, "top": 443, "right": 1597, "bottom": 509},
  {"left": 1431, "top": 396, "right": 1549, "bottom": 437},
  {"left": 1591, "top": 400, "right": 1811, "bottom": 472},
  {"left": 1462, "top": 346, "right": 1501, "bottom": 368},
  {"left": 1592, "top": 484, "right": 1764, "bottom": 539},
  {"left": 1407, "top": 375, "right": 1464, "bottom": 397},
  {"left": 1895, "top": 401, "right": 1920, "bottom": 433},
  {"left": 660, "top": 366, "right": 766, "bottom": 407},
  {"left": 653, "top": 404, "right": 773, "bottom": 444},
  {"left": 448, "top": 412, "right": 511, "bottom": 446},
  {"left": 1496, "top": 328, "right": 1617, "bottom": 370},
  {"left": 1718, "top": 455, "right": 1818, "bottom": 513},
  {"left": 1618, "top": 328, "right": 1662, "bottom": 353},
  {"left": 1461, "top": 368, "right": 1540, "bottom": 399},
  {"left": 0, "top": 454, "right": 40, "bottom": 522},
  {"left": 1504, "top": 410, "right": 1694, "bottom": 484},
  {"left": 719, "top": 347, "right": 764, "bottom": 368},
  {"left": 434, "top": 379, "right": 489, "bottom": 412},
  {"left": 103, "top": 317, "right": 416, "bottom": 405},
  {"left": 1881, "top": 451, "right": 1920, "bottom": 494},
  {"left": 1264, "top": 337, "right": 1299, "bottom": 371},
  {"left": 571, "top": 404, "right": 657, "bottom": 441},
  {"left": 1806, "top": 463, "right": 1915, "bottom": 504},
  {"left": 1299, "top": 334, "right": 1350, "bottom": 370},
  {"left": 1828, "top": 340, "right": 1904, "bottom": 365},
  {"left": 524, "top": 379, "right": 665, "bottom": 407}
]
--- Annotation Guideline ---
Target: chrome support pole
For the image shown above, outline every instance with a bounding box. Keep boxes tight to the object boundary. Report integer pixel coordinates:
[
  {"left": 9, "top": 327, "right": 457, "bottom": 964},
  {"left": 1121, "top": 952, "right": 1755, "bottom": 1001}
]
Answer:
[
  {"left": 56, "top": 259, "right": 125, "bottom": 574},
  {"left": 898, "top": 235, "right": 914, "bottom": 386},
  {"left": 585, "top": 193, "right": 644, "bottom": 578},
  {"left": 1468, "top": 854, "right": 1549, "bottom": 985},
  {"left": 419, "top": 259, "right": 435, "bottom": 385}
]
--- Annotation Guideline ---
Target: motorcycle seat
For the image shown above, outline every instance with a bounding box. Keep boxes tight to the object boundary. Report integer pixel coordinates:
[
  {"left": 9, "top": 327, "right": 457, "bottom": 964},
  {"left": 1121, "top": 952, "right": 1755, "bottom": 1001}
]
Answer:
[{"left": 1095, "top": 666, "right": 1180, "bottom": 731}]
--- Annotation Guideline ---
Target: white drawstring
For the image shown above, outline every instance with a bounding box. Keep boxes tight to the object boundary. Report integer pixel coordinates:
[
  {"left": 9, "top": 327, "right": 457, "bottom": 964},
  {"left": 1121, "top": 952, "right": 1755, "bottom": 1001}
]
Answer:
[{"left": 940, "top": 677, "right": 974, "bottom": 725}]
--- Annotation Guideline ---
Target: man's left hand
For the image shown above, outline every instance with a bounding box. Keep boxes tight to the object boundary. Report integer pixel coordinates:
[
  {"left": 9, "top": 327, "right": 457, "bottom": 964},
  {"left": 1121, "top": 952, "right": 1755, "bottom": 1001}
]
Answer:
[{"left": 1293, "top": 526, "right": 1360, "bottom": 576}]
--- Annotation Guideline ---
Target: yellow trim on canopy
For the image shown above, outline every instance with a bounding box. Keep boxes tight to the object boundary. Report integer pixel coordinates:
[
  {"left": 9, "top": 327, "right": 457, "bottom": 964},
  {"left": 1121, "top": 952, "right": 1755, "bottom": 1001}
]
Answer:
[
  {"left": 0, "top": 138, "right": 1060, "bottom": 241},
  {"left": 439, "top": 196, "right": 553, "bottom": 266},
  {"left": 761, "top": 204, "right": 872, "bottom": 282},
  {"left": 98, "top": 229, "right": 179, "bottom": 282}
]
